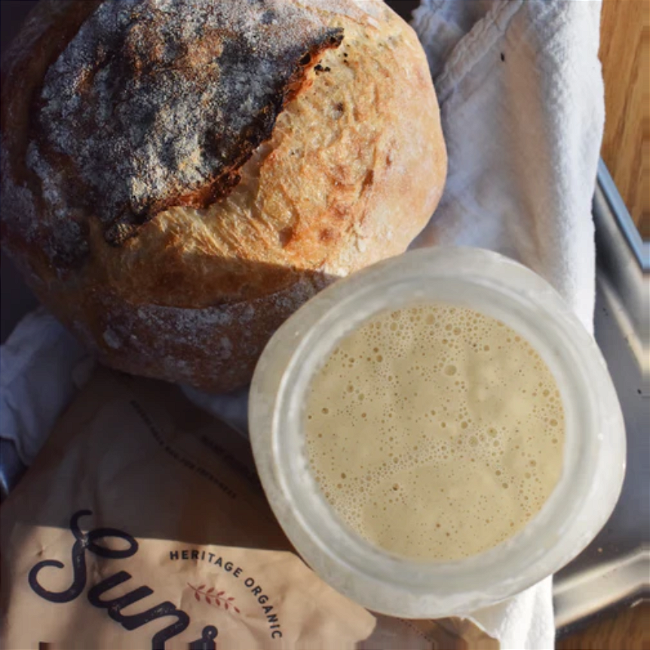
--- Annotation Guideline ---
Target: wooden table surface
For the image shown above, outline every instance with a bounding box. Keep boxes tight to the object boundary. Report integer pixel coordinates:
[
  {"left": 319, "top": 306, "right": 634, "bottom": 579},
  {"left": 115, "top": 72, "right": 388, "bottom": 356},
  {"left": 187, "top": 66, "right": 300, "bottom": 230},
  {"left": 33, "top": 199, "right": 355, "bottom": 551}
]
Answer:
[
  {"left": 557, "top": 603, "right": 650, "bottom": 650},
  {"left": 599, "top": 0, "right": 649, "bottom": 238}
]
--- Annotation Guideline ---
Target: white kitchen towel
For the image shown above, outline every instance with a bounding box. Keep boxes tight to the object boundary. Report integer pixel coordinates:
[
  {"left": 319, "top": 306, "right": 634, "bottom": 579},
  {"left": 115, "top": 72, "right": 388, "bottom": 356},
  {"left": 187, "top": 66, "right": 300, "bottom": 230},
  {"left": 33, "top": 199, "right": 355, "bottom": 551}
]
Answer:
[
  {"left": 0, "top": 1, "right": 605, "bottom": 648},
  {"left": 412, "top": 0, "right": 603, "bottom": 333},
  {"left": 0, "top": 308, "right": 93, "bottom": 466}
]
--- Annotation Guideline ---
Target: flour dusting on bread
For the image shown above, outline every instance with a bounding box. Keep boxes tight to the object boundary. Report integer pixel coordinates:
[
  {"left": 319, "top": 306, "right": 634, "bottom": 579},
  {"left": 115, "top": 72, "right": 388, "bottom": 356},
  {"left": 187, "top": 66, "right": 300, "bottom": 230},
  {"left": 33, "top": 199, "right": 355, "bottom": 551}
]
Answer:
[{"left": 31, "top": 0, "right": 343, "bottom": 253}]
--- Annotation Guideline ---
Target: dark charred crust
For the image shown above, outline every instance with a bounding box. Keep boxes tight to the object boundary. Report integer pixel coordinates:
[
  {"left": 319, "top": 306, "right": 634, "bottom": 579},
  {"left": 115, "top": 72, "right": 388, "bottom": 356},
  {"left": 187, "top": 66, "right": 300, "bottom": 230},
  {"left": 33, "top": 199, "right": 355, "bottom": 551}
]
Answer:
[
  {"left": 279, "top": 226, "right": 294, "bottom": 247},
  {"left": 362, "top": 169, "right": 375, "bottom": 193},
  {"left": 49, "top": 218, "right": 90, "bottom": 269},
  {"left": 104, "top": 220, "right": 141, "bottom": 247},
  {"left": 189, "top": 171, "right": 243, "bottom": 210},
  {"left": 283, "top": 29, "right": 343, "bottom": 103},
  {"left": 19, "top": 0, "right": 345, "bottom": 263},
  {"left": 327, "top": 32, "right": 344, "bottom": 47},
  {"left": 319, "top": 228, "right": 337, "bottom": 243},
  {"left": 261, "top": 10, "right": 277, "bottom": 25}
]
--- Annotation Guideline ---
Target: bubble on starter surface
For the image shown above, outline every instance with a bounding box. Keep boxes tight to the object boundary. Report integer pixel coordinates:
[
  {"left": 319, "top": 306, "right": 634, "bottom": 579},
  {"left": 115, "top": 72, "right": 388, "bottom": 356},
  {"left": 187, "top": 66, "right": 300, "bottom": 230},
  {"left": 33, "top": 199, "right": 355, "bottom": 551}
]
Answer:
[{"left": 304, "top": 303, "right": 566, "bottom": 561}]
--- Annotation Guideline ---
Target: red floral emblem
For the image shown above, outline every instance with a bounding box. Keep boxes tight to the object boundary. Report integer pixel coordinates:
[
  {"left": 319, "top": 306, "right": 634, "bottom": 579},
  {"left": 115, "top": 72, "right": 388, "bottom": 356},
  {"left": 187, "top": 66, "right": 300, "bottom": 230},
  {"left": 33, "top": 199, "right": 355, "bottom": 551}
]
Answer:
[{"left": 188, "top": 584, "right": 241, "bottom": 614}]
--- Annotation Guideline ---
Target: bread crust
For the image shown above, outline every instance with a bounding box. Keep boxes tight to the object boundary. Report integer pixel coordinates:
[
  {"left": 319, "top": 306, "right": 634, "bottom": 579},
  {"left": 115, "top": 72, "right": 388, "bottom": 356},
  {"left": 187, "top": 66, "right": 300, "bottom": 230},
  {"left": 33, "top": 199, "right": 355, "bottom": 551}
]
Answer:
[{"left": 1, "top": 0, "right": 447, "bottom": 392}]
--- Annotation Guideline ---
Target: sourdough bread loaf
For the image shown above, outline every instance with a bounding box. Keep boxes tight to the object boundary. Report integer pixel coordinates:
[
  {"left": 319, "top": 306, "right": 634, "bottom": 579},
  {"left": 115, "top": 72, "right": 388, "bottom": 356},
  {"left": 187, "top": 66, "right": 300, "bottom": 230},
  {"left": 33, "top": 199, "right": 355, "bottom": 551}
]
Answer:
[{"left": 1, "top": 0, "right": 446, "bottom": 392}]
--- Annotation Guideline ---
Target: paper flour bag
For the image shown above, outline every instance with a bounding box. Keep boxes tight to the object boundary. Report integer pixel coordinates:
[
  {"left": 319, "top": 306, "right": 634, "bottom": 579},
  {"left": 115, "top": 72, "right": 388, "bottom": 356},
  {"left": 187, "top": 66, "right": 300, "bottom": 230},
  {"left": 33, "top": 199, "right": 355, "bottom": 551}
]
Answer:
[
  {"left": 0, "top": 369, "right": 375, "bottom": 649},
  {"left": 0, "top": 368, "right": 497, "bottom": 649}
]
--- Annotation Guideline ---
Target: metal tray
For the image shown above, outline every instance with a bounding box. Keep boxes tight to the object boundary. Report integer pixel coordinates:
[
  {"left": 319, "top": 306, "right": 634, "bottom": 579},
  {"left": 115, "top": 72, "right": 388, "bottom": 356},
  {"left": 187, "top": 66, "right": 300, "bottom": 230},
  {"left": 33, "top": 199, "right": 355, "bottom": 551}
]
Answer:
[{"left": 553, "top": 162, "right": 650, "bottom": 635}]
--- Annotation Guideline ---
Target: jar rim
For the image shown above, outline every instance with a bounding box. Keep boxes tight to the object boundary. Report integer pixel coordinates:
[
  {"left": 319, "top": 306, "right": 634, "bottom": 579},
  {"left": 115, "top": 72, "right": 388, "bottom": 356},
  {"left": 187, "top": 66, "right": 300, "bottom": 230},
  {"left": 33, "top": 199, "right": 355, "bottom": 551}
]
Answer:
[{"left": 250, "top": 248, "right": 626, "bottom": 617}]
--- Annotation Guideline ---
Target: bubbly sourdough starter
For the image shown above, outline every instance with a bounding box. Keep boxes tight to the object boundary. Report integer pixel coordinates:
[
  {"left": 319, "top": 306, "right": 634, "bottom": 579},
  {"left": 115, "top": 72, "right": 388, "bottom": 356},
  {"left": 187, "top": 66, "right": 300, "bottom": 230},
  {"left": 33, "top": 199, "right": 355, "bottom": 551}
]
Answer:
[{"left": 305, "top": 304, "right": 565, "bottom": 561}]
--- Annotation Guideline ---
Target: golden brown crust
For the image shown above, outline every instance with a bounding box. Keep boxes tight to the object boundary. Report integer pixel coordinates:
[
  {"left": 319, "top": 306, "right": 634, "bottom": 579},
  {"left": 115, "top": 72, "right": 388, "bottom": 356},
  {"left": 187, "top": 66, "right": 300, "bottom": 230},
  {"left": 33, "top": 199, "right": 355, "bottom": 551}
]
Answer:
[{"left": 1, "top": 0, "right": 447, "bottom": 392}]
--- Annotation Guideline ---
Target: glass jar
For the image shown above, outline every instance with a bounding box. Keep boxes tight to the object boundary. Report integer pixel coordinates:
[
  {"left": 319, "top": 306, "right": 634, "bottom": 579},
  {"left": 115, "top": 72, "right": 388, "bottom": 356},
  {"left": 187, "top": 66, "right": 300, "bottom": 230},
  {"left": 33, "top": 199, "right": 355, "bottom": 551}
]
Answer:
[{"left": 248, "top": 247, "right": 626, "bottom": 618}]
